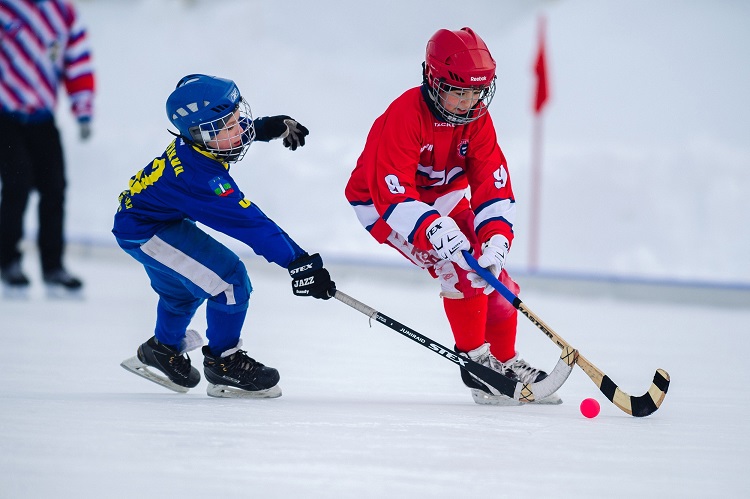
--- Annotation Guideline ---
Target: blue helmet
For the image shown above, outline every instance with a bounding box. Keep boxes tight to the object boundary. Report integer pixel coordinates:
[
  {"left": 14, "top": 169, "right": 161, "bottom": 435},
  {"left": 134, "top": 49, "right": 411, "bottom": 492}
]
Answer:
[{"left": 166, "top": 74, "right": 255, "bottom": 162}]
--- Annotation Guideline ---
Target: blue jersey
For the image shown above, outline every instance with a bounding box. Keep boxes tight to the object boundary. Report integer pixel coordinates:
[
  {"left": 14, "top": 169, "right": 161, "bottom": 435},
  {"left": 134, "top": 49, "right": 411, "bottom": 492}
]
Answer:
[{"left": 112, "top": 138, "right": 305, "bottom": 268}]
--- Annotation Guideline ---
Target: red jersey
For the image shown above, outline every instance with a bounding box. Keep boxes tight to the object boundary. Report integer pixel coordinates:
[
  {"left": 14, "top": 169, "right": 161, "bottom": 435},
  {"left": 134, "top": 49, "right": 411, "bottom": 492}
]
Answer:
[{"left": 345, "top": 86, "right": 516, "bottom": 252}]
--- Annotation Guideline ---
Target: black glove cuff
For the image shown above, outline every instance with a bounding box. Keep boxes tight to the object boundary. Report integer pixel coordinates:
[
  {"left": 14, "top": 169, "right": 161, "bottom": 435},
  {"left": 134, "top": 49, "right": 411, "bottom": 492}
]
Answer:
[
  {"left": 254, "top": 115, "right": 292, "bottom": 142},
  {"left": 288, "top": 253, "right": 322, "bottom": 278}
]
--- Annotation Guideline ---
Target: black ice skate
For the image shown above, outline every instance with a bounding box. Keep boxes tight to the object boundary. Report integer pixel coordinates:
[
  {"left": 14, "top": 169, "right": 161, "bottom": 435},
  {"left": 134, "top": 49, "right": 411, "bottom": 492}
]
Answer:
[
  {"left": 43, "top": 268, "right": 83, "bottom": 298},
  {"left": 1, "top": 261, "right": 30, "bottom": 299},
  {"left": 121, "top": 336, "right": 201, "bottom": 393},
  {"left": 203, "top": 344, "right": 281, "bottom": 399}
]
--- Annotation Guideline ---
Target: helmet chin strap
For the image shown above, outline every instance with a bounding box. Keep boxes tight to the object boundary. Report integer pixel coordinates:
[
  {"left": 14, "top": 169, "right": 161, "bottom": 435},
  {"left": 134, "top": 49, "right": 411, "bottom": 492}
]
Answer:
[
  {"left": 167, "top": 128, "right": 203, "bottom": 149},
  {"left": 420, "top": 83, "right": 442, "bottom": 120},
  {"left": 420, "top": 61, "right": 441, "bottom": 119}
]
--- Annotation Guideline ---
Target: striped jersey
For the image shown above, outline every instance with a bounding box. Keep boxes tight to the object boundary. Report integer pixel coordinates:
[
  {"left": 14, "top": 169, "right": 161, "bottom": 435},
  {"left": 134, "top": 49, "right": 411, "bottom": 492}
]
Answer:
[
  {"left": 0, "top": 0, "right": 94, "bottom": 121},
  {"left": 345, "top": 86, "right": 515, "bottom": 253}
]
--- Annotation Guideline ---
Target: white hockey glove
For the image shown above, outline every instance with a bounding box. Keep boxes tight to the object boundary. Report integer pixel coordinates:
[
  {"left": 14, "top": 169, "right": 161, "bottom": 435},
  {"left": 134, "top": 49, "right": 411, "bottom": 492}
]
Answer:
[
  {"left": 468, "top": 234, "right": 510, "bottom": 294},
  {"left": 425, "top": 216, "right": 471, "bottom": 270}
]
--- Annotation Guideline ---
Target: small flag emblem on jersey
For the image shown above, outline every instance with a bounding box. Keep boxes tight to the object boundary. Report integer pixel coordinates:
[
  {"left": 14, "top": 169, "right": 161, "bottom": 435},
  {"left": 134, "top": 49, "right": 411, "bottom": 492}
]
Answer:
[{"left": 209, "top": 177, "right": 234, "bottom": 197}]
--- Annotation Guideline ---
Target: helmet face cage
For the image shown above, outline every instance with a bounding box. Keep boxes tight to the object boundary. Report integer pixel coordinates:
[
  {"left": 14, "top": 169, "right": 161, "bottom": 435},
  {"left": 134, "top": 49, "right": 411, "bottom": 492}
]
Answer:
[
  {"left": 190, "top": 97, "right": 256, "bottom": 163},
  {"left": 427, "top": 75, "right": 496, "bottom": 125}
]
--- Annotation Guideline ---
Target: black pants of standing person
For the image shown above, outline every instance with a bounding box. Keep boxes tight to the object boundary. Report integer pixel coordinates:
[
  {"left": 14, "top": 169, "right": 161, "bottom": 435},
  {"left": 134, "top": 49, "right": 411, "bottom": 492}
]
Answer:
[{"left": 0, "top": 114, "right": 67, "bottom": 275}]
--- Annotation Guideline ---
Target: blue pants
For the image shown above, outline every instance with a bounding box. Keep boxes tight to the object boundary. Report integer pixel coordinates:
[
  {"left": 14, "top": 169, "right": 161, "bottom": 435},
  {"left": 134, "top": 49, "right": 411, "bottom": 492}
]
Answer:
[{"left": 116, "top": 220, "right": 252, "bottom": 355}]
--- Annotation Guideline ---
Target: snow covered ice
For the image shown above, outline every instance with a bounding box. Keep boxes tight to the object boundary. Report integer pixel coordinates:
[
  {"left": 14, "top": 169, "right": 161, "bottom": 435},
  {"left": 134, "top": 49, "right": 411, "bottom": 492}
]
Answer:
[
  {"left": 2, "top": 246, "right": 750, "bottom": 497},
  {"left": 2, "top": 0, "right": 750, "bottom": 497}
]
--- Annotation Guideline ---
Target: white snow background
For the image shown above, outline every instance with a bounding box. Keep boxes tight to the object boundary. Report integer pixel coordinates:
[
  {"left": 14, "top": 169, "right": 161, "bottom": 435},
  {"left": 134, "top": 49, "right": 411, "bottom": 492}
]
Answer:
[{"left": 1, "top": 0, "right": 750, "bottom": 498}]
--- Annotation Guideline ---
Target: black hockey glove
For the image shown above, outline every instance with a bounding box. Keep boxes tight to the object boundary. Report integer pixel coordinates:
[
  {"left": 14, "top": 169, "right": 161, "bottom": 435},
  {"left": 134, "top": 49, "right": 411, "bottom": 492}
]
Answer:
[
  {"left": 287, "top": 253, "right": 336, "bottom": 300},
  {"left": 258, "top": 115, "right": 309, "bottom": 150}
]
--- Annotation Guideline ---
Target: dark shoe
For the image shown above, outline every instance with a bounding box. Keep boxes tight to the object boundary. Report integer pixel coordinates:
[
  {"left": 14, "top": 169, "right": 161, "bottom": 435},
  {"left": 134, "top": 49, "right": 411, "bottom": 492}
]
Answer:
[
  {"left": 43, "top": 268, "right": 83, "bottom": 290},
  {"left": 203, "top": 344, "right": 280, "bottom": 397},
  {"left": 1, "top": 261, "right": 30, "bottom": 287},
  {"left": 137, "top": 337, "right": 200, "bottom": 389}
]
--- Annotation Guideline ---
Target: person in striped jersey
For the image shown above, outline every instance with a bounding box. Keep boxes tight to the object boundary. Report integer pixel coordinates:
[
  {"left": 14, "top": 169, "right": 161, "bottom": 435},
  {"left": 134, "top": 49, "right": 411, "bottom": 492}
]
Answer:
[{"left": 0, "top": 0, "right": 94, "bottom": 296}]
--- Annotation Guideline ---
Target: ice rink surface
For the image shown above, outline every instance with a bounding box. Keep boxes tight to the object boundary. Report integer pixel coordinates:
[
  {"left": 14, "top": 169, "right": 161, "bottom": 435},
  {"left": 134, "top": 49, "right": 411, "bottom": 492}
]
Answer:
[
  {"left": 2, "top": 0, "right": 749, "bottom": 496},
  {"left": 1, "top": 246, "right": 748, "bottom": 498}
]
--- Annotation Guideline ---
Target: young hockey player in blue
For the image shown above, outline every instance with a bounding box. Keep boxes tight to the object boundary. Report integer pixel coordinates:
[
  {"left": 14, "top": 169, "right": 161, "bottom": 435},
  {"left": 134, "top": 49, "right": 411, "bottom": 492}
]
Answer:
[{"left": 115, "top": 74, "right": 336, "bottom": 398}]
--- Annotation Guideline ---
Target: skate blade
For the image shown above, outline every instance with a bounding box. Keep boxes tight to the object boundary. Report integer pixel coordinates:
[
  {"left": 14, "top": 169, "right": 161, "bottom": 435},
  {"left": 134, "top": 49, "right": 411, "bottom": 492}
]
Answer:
[
  {"left": 471, "top": 389, "right": 522, "bottom": 406},
  {"left": 120, "top": 356, "right": 190, "bottom": 393},
  {"left": 2, "top": 284, "right": 30, "bottom": 300},
  {"left": 45, "top": 284, "right": 84, "bottom": 300},
  {"left": 472, "top": 389, "right": 562, "bottom": 406},
  {"left": 206, "top": 383, "right": 282, "bottom": 399},
  {"left": 530, "top": 393, "right": 563, "bottom": 405}
]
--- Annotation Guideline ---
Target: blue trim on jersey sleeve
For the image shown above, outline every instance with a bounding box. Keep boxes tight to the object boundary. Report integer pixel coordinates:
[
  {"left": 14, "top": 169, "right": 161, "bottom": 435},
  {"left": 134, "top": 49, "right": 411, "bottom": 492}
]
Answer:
[
  {"left": 382, "top": 197, "right": 417, "bottom": 222},
  {"left": 474, "top": 197, "right": 515, "bottom": 214},
  {"left": 349, "top": 199, "right": 373, "bottom": 207},
  {"left": 476, "top": 216, "right": 514, "bottom": 235},
  {"left": 407, "top": 209, "right": 440, "bottom": 243}
]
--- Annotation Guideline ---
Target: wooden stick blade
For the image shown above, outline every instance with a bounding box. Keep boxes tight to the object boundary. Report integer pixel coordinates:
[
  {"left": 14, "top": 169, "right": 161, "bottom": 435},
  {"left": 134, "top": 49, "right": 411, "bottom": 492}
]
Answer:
[{"left": 599, "top": 368, "right": 670, "bottom": 417}]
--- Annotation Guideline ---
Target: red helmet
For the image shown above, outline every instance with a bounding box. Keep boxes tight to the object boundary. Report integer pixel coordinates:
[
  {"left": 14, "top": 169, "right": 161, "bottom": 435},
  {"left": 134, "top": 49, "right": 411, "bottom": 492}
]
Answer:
[{"left": 424, "top": 27, "right": 497, "bottom": 124}]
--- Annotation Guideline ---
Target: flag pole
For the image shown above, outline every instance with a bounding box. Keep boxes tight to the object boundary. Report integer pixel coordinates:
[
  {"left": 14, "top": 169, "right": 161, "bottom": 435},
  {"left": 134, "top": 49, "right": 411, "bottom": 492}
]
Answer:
[
  {"left": 529, "top": 107, "right": 543, "bottom": 273},
  {"left": 529, "top": 15, "right": 548, "bottom": 274}
]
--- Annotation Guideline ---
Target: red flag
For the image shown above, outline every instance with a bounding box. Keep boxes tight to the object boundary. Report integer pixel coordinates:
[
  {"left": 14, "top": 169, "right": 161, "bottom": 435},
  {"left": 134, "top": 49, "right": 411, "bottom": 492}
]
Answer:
[{"left": 533, "top": 17, "right": 549, "bottom": 114}]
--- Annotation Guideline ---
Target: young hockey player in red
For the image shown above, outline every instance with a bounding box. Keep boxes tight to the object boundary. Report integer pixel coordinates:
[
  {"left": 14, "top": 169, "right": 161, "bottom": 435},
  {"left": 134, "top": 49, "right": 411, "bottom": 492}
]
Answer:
[
  {"left": 115, "top": 74, "right": 336, "bottom": 398},
  {"left": 345, "top": 27, "right": 559, "bottom": 405}
]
